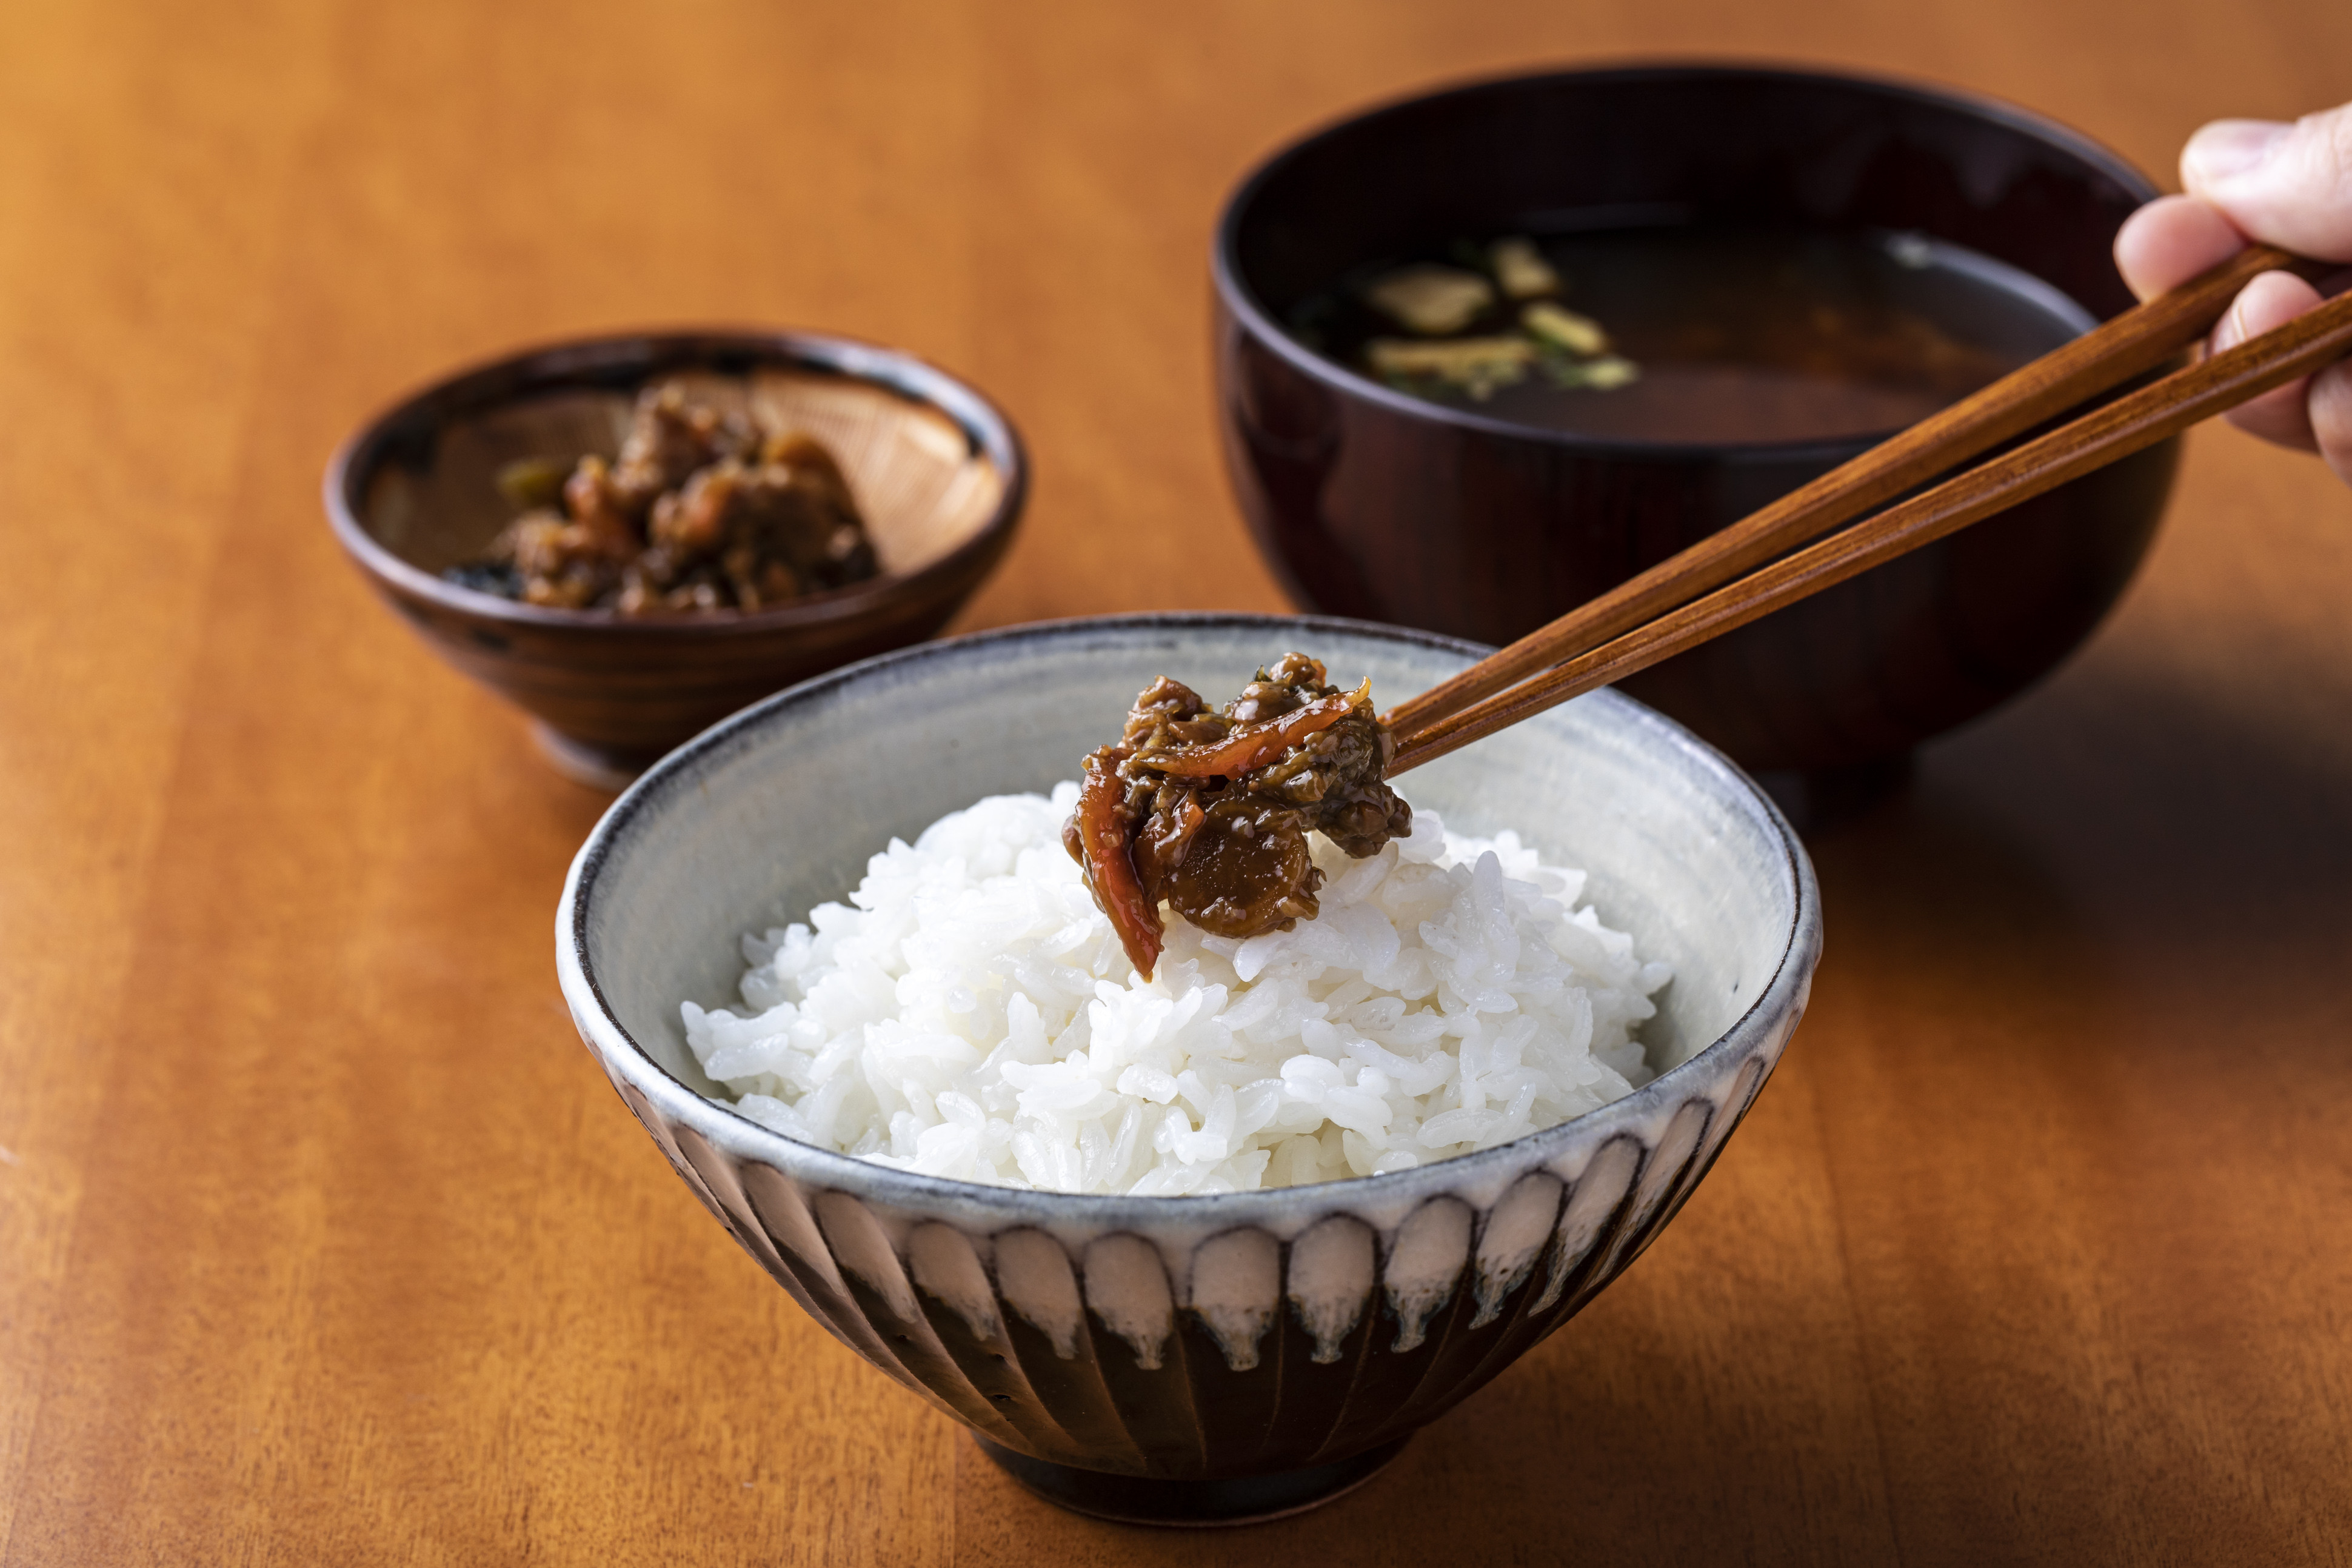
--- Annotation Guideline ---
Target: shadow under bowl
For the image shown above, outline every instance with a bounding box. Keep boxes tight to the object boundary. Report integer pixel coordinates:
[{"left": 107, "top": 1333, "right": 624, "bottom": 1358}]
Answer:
[
  {"left": 556, "top": 612, "right": 1822, "bottom": 1523},
  {"left": 1213, "top": 62, "right": 2177, "bottom": 790},
  {"left": 325, "top": 330, "right": 1027, "bottom": 786}
]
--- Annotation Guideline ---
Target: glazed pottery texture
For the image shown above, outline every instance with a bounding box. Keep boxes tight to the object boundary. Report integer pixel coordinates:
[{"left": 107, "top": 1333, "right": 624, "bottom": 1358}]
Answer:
[
  {"left": 556, "top": 614, "right": 1821, "bottom": 1522},
  {"left": 326, "top": 330, "right": 1025, "bottom": 783},
  {"left": 1214, "top": 65, "right": 2177, "bottom": 778}
]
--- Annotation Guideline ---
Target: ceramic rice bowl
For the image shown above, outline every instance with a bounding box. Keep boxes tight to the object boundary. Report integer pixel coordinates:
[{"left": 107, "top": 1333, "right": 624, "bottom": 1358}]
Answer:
[{"left": 555, "top": 612, "right": 1822, "bottom": 1525}]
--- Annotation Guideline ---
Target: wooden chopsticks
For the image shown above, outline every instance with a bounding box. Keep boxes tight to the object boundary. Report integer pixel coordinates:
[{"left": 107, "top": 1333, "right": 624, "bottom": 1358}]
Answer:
[
  {"left": 1386, "top": 247, "right": 2350, "bottom": 776},
  {"left": 1385, "top": 242, "right": 2306, "bottom": 749}
]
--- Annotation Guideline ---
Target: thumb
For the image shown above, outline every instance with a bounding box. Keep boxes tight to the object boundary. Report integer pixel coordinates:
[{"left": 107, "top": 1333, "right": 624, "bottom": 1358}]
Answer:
[{"left": 2182, "top": 104, "right": 2352, "bottom": 261}]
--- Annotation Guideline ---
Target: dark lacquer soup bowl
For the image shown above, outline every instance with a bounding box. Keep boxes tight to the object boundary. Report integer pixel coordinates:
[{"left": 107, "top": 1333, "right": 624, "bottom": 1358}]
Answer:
[
  {"left": 555, "top": 613, "right": 1822, "bottom": 1525},
  {"left": 1213, "top": 64, "right": 2176, "bottom": 798},
  {"left": 326, "top": 330, "right": 1026, "bottom": 787}
]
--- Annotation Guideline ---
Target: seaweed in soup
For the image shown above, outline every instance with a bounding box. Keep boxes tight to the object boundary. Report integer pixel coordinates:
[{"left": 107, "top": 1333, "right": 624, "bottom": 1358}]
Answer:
[{"left": 1297, "top": 222, "right": 2088, "bottom": 443}]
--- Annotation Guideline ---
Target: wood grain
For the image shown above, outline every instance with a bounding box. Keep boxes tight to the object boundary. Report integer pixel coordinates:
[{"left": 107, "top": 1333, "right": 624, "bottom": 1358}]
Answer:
[{"left": 2, "top": 0, "right": 2348, "bottom": 1563}]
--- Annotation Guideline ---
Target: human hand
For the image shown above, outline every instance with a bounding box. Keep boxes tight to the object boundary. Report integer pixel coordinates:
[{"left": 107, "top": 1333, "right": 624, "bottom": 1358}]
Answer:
[{"left": 2113, "top": 103, "right": 2352, "bottom": 485}]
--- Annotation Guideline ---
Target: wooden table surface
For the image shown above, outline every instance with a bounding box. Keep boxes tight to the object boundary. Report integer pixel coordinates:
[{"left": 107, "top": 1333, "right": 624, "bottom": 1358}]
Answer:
[{"left": 6, "top": 1, "right": 2350, "bottom": 1562}]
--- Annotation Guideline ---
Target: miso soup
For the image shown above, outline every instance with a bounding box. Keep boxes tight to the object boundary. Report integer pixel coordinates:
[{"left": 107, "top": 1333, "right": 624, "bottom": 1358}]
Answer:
[{"left": 1291, "top": 223, "right": 2097, "bottom": 445}]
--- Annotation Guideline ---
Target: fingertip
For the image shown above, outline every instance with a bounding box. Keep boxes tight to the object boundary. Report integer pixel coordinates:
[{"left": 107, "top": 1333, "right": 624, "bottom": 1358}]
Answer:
[
  {"left": 2221, "top": 382, "right": 2320, "bottom": 452},
  {"left": 2182, "top": 119, "right": 2291, "bottom": 192},
  {"left": 2187, "top": 105, "right": 2352, "bottom": 259},
  {"left": 2213, "top": 271, "right": 2333, "bottom": 455},
  {"left": 2114, "top": 196, "right": 2245, "bottom": 301},
  {"left": 2210, "top": 269, "right": 2326, "bottom": 353},
  {"left": 2310, "top": 361, "right": 2352, "bottom": 487}
]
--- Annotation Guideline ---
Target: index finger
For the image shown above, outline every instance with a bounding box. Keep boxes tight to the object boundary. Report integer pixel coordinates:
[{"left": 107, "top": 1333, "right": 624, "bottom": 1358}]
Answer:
[{"left": 2113, "top": 195, "right": 2248, "bottom": 301}]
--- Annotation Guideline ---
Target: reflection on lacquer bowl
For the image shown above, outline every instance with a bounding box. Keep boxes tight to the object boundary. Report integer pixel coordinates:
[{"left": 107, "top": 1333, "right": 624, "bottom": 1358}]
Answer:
[{"left": 555, "top": 613, "right": 1822, "bottom": 1525}]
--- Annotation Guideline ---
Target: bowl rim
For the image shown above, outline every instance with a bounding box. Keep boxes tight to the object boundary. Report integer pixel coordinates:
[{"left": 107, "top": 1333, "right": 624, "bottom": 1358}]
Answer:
[
  {"left": 321, "top": 326, "right": 1029, "bottom": 639},
  {"left": 1211, "top": 57, "right": 2160, "bottom": 462},
  {"left": 556, "top": 610, "right": 1823, "bottom": 1229}
]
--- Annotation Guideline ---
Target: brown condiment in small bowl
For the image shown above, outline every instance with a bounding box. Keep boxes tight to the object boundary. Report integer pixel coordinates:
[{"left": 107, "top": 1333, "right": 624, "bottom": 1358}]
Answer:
[{"left": 326, "top": 330, "right": 1026, "bottom": 787}]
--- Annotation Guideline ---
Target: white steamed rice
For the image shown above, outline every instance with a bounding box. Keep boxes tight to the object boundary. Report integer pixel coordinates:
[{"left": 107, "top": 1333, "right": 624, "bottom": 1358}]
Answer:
[{"left": 682, "top": 782, "right": 1672, "bottom": 1195}]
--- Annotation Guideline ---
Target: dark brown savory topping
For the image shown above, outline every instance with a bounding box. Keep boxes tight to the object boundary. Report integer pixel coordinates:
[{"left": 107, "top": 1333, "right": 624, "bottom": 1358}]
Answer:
[
  {"left": 1063, "top": 653, "right": 1411, "bottom": 978},
  {"left": 446, "top": 381, "right": 879, "bottom": 614}
]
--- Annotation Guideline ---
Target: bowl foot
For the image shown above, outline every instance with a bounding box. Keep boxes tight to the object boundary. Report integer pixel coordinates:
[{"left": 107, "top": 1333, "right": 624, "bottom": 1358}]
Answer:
[
  {"left": 528, "top": 722, "right": 666, "bottom": 792},
  {"left": 972, "top": 1434, "right": 1409, "bottom": 1527}
]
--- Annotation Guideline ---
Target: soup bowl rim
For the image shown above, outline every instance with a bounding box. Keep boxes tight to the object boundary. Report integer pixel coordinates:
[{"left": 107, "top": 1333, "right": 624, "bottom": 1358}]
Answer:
[{"left": 1211, "top": 57, "right": 2161, "bottom": 462}]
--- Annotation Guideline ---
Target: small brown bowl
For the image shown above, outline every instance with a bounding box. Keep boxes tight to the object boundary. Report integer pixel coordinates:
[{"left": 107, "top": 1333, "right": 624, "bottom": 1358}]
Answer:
[{"left": 325, "top": 330, "right": 1026, "bottom": 786}]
